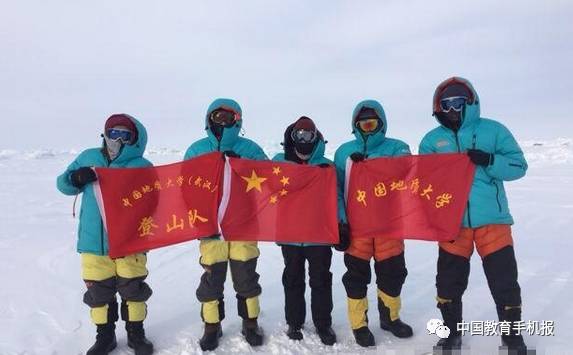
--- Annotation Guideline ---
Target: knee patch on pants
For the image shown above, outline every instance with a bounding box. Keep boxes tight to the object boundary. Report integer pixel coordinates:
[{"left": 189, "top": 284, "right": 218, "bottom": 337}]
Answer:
[
  {"left": 374, "top": 252, "right": 407, "bottom": 297},
  {"left": 237, "top": 295, "right": 259, "bottom": 320},
  {"left": 117, "top": 276, "right": 152, "bottom": 303},
  {"left": 121, "top": 300, "right": 147, "bottom": 322},
  {"left": 201, "top": 299, "right": 225, "bottom": 324},
  {"left": 83, "top": 277, "right": 117, "bottom": 308},
  {"left": 230, "top": 258, "right": 262, "bottom": 299},
  {"left": 347, "top": 297, "right": 368, "bottom": 330}
]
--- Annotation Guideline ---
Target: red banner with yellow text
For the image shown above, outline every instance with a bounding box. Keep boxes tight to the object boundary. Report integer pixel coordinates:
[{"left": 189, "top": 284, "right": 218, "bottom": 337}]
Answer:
[
  {"left": 94, "top": 152, "right": 223, "bottom": 258},
  {"left": 219, "top": 158, "right": 339, "bottom": 243},
  {"left": 346, "top": 153, "right": 475, "bottom": 242}
]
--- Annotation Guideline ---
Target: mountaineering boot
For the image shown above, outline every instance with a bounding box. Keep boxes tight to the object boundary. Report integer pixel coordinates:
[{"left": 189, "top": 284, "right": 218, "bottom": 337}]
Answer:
[
  {"left": 242, "top": 318, "right": 264, "bottom": 346},
  {"left": 497, "top": 305, "right": 527, "bottom": 354},
  {"left": 286, "top": 325, "right": 303, "bottom": 341},
  {"left": 199, "top": 322, "right": 223, "bottom": 351},
  {"left": 434, "top": 300, "right": 463, "bottom": 351},
  {"left": 352, "top": 326, "right": 375, "bottom": 347},
  {"left": 316, "top": 326, "right": 337, "bottom": 345},
  {"left": 378, "top": 295, "right": 413, "bottom": 338},
  {"left": 86, "top": 323, "right": 117, "bottom": 355},
  {"left": 125, "top": 321, "right": 154, "bottom": 355}
]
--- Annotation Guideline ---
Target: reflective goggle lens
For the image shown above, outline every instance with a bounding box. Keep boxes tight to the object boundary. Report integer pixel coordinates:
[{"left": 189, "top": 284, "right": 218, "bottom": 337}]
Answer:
[
  {"left": 440, "top": 96, "right": 468, "bottom": 112},
  {"left": 210, "top": 109, "right": 238, "bottom": 125},
  {"left": 291, "top": 129, "right": 317, "bottom": 143},
  {"left": 356, "top": 118, "right": 379, "bottom": 133},
  {"left": 107, "top": 128, "right": 132, "bottom": 142}
]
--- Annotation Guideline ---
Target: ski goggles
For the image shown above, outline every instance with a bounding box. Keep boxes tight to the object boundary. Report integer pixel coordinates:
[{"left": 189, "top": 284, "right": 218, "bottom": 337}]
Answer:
[
  {"left": 291, "top": 128, "right": 317, "bottom": 143},
  {"left": 355, "top": 118, "right": 380, "bottom": 133},
  {"left": 440, "top": 96, "right": 468, "bottom": 112},
  {"left": 106, "top": 128, "right": 133, "bottom": 143},
  {"left": 210, "top": 108, "right": 240, "bottom": 126}
]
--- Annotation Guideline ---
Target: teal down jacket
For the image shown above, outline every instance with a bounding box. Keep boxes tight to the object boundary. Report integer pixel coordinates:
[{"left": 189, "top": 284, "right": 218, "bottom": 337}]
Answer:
[
  {"left": 57, "top": 117, "right": 152, "bottom": 255},
  {"left": 419, "top": 78, "right": 527, "bottom": 228},
  {"left": 272, "top": 129, "right": 333, "bottom": 247},
  {"left": 184, "top": 98, "right": 268, "bottom": 240},
  {"left": 334, "top": 100, "right": 411, "bottom": 223}
]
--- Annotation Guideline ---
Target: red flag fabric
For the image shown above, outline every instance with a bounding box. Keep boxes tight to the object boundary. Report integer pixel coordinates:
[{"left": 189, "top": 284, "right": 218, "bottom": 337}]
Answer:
[
  {"left": 94, "top": 152, "right": 223, "bottom": 258},
  {"left": 345, "top": 153, "right": 475, "bottom": 242},
  {"left": 219, "top": 158, "right": 339, "bottom": 243}
]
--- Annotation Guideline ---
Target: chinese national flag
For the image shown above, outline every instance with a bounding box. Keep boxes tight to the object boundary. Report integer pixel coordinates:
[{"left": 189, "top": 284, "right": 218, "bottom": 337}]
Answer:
[
  {"left": 94, "top": 152, "right": 223, "bottom": 258},
  {"left": 346, "top": 153, "right": 475, "bottom": 242},
  {"left": 220, "top": 158, "right": 339, "bottom": 243}
]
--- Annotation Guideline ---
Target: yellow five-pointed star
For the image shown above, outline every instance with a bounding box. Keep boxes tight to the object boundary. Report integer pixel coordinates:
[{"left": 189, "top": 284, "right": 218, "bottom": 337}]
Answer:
[
  {"left": 269, "top": 195, "right": 278, "bottom": 204},
  {"left": 280, "top": 176, "right": 290, "bottom": 186},
  {"left": 241, "top": 170, "right": 267, "bottom": 192},
  {"left": 279, "top": 189, "right": 288, "bottom": 196},
  {"left": 272, "top": 166, "right": 281, "bottom": 175}
]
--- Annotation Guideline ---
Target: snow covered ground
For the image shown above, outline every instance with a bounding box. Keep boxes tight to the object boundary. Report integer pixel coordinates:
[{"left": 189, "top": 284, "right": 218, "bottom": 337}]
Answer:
[{"left": 0, "top": 139, "right": 572, "bottom": 354}]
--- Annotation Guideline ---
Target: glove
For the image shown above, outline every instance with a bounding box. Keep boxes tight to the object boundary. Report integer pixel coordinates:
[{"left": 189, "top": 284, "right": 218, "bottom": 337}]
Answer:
[
  {"left": 350, "top": 152, "right": 366, "bottom": 162},
  {"left": 318, "top": 163, "right": 331, "bottom": 168},
  {"left": 334, "top": 222, "right": 350, "bottom": 251},
  {"left": 467, "top": 149, "right": 494, "bottom": 166},
  {"left": 70, "top": 167, "right": 97, "bottom": 188},
  {"left": 223, "top": 150, "right": 241, "bottom": 158}
]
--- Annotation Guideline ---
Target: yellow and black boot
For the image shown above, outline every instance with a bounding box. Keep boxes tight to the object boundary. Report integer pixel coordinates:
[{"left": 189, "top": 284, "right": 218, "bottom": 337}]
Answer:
[
  {"left": 497, "top": 305, "right": 527, "bottom": 354},
  {"left": 378, "top": 290, "right": 413, "bottom": 338},
  {"left": 434, "top": 298, "right": 462, "bottom": 352},
  {"left": 347, "top": 297, "right": 375, "bottom": 347},
  {"left": 199, "top": 298, "right": 225, "bottom": 351},
  {"left": 87, "top": 300, "right": 118, "bottom": 355},
  {"left": 238, "top": 295, "right": 264, "bottom": 346}
]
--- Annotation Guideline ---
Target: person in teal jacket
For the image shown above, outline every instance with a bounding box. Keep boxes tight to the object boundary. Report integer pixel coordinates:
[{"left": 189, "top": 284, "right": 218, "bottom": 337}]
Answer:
[
  {"left": 334, "top": 100, "right": 413, "bottom": 347},
  {"left": 57, "top": 114, "right": 154, "bottom": 355},
  {"left": 184, "top": 98, "right": 267, "bottom": 351},
  {"left": 419, "top": 77, "right": 528, "bottom": 353},
  {"left": 272, "top": 116, "right": 337, "bottom": 345}
]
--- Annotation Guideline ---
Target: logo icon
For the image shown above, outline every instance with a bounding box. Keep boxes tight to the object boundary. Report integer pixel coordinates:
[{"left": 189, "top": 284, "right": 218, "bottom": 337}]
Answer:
[{"left": 427, "top": 319, "right": 450, "bottom": 339}]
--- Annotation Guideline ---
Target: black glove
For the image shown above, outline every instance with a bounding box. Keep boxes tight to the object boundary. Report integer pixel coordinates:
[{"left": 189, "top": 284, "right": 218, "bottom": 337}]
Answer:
[
  {"left": 467, "top": 149, "right": 494, "bottom": 166},
  {"left": 318, "top": 163, "right": 331, "bottom": 168},
  {"left": 334, "top": 222, "right": 350, "bottom": 251},
  {"left": 223, "top": 150, "right": 241, "bottom": 158},
  {"left": 350, "top": 152, "right": 366, "bottom": 162},
  {"left": 70, "top": 167, "right": 97, "bottom": 188}
]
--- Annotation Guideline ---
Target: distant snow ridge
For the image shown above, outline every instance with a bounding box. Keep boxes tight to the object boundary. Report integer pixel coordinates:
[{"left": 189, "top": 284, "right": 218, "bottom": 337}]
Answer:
[
  {"left": 0, "top": 138, "right": 571, "bottom": 165},
  {"left": 521, "top": 138, "right": 571, "bottom": 165}
]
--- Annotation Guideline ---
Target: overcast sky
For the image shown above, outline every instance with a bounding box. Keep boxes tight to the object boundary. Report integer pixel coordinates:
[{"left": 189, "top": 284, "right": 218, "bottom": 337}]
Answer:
[{"left": 1, "top": 0, "right": 572, "bottom": 150}]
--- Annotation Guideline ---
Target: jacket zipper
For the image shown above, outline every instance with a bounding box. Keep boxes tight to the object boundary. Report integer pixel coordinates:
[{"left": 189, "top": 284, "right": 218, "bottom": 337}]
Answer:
[
  {"left": 455, "top": 132, "right": 472, "bottom": 228},
  {"left": 101, "top": 154, "right": 111, "bottom": 255},
  {"left": 492, "top": 180, "right": 502, "bottom": 212}
]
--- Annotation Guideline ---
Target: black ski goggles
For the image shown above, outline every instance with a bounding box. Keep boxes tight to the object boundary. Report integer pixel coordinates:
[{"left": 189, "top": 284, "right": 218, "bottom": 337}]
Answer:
[
  {"left": 291, "top": 128, "right": 317, "bottom": 144},
  {"left": 440, "top": 96, "right": 468, "bottom": 112},
  {"left": 210, "top": 108, "right": 240, "bottom": 126}
]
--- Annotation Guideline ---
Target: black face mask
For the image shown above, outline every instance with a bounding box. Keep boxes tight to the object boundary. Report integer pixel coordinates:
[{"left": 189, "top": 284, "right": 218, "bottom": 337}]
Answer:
[
  {"left": 295, "top": 141, "right": 315, "bottom": 157},
  {"left": 436, "top": 110, "right": 463, "bottom": 132}
]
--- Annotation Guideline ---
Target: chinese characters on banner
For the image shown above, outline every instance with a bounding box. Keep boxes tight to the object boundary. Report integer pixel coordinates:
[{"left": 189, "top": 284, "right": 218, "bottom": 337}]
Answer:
[
  {"left": 219, "top": 158, "right": 339, "bottom": 244},
  {"left": 346, "top": 153, "right": 475, "bottom": 242},
  {"left": 94, "top": 152, "right": 223, "bottom": 258}
]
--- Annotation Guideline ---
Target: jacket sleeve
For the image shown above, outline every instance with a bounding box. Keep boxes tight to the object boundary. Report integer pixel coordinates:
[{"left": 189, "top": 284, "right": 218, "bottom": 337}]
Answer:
[
  {"left": 485, "top": 124, "right": 528, "bottom": 181},
  {"left": 56, "top": 155, "right": 83, "bottom": 196},
  {"left": 333, "top": 149, "right": 348, "bottom": 223}
]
